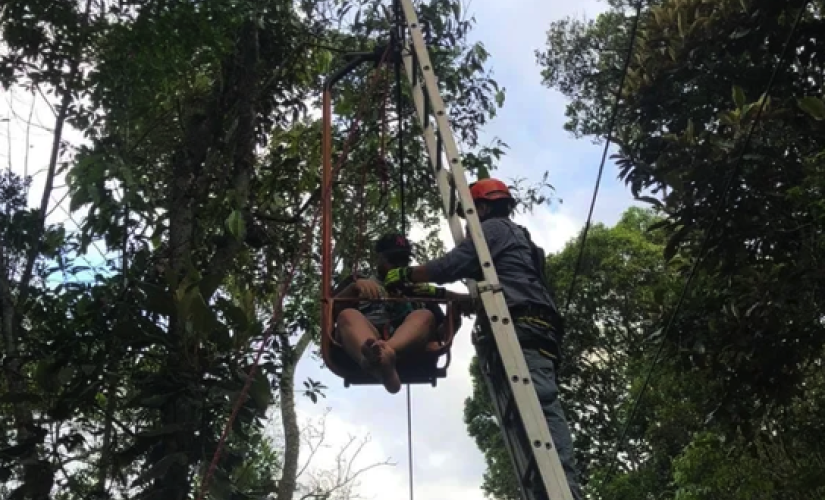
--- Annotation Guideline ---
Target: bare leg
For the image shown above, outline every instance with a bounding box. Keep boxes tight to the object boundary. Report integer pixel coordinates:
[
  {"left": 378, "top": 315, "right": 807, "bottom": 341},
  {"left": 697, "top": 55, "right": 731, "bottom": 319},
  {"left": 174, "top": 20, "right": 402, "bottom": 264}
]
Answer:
[
  {"left": 360, "top": 339, "right": 401, "bottom": 394},
  {"left": 385, "top": 309, "right": 436, "bottom": 357},
  {"left": 336, "top": 308, "right": 379, "bottom": 366},
  {"left": 361, "top": 309, "right": 436, "bottom": 395},
  {"left": 336, "top": 309, "right": 400, "bottom": 392}
]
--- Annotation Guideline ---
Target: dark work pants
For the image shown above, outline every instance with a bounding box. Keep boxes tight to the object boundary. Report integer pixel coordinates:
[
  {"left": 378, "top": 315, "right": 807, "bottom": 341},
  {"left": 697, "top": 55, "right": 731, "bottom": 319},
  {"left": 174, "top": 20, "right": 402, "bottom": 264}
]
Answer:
[{"left": 519, "top": 324, "right": 583, "bottom": 500}]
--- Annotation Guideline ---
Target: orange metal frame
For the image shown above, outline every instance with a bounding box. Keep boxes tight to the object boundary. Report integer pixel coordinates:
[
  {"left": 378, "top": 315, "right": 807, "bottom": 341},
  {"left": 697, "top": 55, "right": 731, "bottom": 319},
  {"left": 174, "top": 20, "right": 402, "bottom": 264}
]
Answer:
[{"left": 319, "top": 55, "right": 456, "bottom": 385}]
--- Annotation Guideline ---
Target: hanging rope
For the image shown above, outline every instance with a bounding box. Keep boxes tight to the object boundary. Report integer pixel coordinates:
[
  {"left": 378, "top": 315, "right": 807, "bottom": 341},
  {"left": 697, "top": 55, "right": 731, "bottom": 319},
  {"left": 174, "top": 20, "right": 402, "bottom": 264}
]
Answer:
[
  {"left": 562, "top": 0, "right": 643, "bottom": 315},
  {"left": 391, "top": 2, "right": 415, "bottom": 499},
  {"left": 194, "top": 45, "right": 392, "bottom": 500},
  {"left": 603, "top": 0, "right": 809, "bottom": 481}
]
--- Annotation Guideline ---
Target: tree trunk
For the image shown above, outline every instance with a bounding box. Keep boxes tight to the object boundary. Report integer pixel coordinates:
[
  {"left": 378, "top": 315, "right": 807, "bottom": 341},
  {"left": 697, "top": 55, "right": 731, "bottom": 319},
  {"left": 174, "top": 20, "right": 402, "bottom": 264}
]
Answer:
[
  {"left": 150, "top": 18, "right": 261, "bottom": 500},
  {"left": 276, "top": 330, "right": 313, "bottom": 500}
]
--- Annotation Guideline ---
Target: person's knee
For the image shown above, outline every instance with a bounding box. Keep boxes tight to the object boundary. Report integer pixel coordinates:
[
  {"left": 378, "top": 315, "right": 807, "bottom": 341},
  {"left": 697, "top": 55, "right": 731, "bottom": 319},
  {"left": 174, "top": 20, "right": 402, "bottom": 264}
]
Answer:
[
  {"left": 335, "top": 309, "right": 364, "bottom": 326},
  {"left": 407, "top": 309, "right": 436, "bottom": 330}
]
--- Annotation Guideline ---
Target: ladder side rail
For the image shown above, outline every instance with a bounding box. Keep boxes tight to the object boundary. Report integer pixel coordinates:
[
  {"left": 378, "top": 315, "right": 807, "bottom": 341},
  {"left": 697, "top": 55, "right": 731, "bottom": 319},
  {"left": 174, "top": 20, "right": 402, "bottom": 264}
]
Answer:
[
  {"left": 400, "top": 45, "right": 464, "bottom": 244},
  {"left": 477, "top": 333, "right": 539, "bottom": 500},
  {"left": 398, "top": 1, "right": 575, "bottom": 498},
  {"left": 476, "top": 293, "right": 573, "bottom": 500}
]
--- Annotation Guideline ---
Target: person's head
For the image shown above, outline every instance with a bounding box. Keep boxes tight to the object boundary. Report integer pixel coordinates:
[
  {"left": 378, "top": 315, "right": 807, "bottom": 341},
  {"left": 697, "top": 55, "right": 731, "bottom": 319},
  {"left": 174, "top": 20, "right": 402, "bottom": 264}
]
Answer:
[
  {"left": 465, "top": 177, "right": 516, "bottom": 221},
  {"left": 373, "top": 233, "right": 413, "bottom": 278}
]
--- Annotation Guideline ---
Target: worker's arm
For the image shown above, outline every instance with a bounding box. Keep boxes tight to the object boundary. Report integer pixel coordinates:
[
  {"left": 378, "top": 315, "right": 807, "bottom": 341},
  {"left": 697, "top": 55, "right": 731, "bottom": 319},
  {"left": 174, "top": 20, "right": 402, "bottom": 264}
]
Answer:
[
  {"left": 384, "top": 220, "right": 508, "bottom": 288},
  {"left": 422, "top": 219, "right": 511, "bottom": 284},
  {"left": 381, "top": 241, "right": 475, "bottom": 286},
  {"left": 392, "top": 236, "right": 478, "bottom": 285}
]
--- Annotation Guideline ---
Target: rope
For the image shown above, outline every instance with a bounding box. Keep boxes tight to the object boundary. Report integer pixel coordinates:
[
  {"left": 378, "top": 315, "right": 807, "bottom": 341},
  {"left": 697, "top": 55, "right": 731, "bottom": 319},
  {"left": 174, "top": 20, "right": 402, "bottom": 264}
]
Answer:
[
  {"left": 406, "top": 385, "right": 414, "bottom": 500},
  {"left": 396, "top": 4, "right": 406, "bottom": 234},
  {"left": 391, "top": 2, "right": 415, "bottom": 499},
  {"left": 603, "top": 0, "right": 809, "bottom": 480},
  {"left": 194, "top": 44, "right": 392, "bottom": 500},
  {"left": 562, "top": 0, "right": 643, "bottom": 315}
]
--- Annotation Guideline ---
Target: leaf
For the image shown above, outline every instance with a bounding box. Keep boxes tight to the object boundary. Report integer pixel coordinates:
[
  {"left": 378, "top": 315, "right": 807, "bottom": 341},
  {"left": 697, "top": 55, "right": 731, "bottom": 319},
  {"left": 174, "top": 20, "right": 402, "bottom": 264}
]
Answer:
[
  {"left": 199, "top": 273, "right": 224, "bottom": 299},
  {"left": 139, "top": 393, "right": 175, "bottom": 409},
  {"left": 218, "top": 299, "right": 250, "bottom": 332},
  {"left": 137, "top": 282, "right": 175, "bottom": 316},
  {"left": 225, "top": 209, "right": 246, "bottom": 241},
  {"left": 176, "top": 282, "right": 201, "bottom": 320},
  {"left": 732, "top": 85, "right": 745, "bottom": 109},
  {"left": 248, "top": 372, "right": 272, "bottom": 410},
  {"left": 797, "top": 96, "right": 825, "bottom": 120},
  {"left": 477, "top": 164, "right": 490, "bottom": 180},
  {"left": 131, "top": 452, "right": 187, "bottom": 487},
  {"left": 0, "top": 392, "right": 44, "bottom": 405},
  {"left": 636, "top": 195, "right": 664, "bottom": 210},
  {"left": 495, "top": 89, "right": 505, "bottom": 108},
  {"left": 190, "top": 291, "right": 221, "bottom": 334},
  {"left": 136, "top": 423, "right": 189, "bottom": 438},
  {"left": 57, "top": 366, "right": 76, "bottom": 385}
]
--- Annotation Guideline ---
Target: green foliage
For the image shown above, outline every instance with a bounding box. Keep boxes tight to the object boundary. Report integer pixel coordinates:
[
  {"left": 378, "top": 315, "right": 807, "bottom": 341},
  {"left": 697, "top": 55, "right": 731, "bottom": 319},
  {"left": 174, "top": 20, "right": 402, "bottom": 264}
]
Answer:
[
  {"left": 464, "top": 207, "right": 677, "bottom": 499},
  {"left": 464, "top": 357, "right": 520, "bottom": 500},
  {"left": 1, "top": 0, "right": 509, "bottom": 498},
  {"left": 530, "top": 1, "right": 825, "bottom": 499}
]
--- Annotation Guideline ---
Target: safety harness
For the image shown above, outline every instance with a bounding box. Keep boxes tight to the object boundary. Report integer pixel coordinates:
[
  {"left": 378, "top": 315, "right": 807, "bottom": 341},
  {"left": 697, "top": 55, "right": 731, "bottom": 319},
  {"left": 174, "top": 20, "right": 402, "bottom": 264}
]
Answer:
[{"left": 513, "top": 223, "right": 567, "bottom": 363}]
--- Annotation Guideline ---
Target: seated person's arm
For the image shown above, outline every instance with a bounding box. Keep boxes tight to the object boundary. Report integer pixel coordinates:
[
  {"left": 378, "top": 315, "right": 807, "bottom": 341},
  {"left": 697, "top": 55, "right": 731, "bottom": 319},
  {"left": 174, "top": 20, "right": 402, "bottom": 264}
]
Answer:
[{"left": 331, "top": 275, "right": 360, "bottom": 319}]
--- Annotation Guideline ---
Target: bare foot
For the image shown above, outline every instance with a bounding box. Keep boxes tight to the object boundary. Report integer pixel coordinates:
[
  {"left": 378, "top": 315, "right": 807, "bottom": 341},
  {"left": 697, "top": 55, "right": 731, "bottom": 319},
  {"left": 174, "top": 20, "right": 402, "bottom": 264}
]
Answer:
[{"left": 360, "top": 338, "right": 402, "bottom": 394}]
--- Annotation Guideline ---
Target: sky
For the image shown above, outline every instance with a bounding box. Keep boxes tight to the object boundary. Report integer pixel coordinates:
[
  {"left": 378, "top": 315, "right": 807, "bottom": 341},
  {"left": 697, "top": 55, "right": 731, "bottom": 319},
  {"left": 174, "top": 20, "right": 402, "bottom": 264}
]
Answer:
[
  {"left": 0, "top": 0, "right": 640, "bottom": 498},
  {"left": 291, "top": 1, "right": 640, "bottom": 500}
]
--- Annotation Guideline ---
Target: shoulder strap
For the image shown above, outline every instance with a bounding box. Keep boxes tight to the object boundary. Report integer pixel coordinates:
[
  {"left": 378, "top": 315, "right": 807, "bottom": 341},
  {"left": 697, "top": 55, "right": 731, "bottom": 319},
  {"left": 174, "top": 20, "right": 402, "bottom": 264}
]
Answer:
[
  {"left": 517, "top": 224, "right": 566, "bottom": 348},
  {"left": 516, "top": 224, "right": 557, "bottom": 303}
]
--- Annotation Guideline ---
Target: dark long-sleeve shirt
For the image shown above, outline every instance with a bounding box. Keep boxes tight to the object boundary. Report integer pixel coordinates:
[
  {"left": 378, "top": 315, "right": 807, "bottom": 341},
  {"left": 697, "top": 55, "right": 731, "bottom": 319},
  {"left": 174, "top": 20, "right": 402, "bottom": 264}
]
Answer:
[{"left": 424, "top": 217, "right": 558, "bottom": 313}]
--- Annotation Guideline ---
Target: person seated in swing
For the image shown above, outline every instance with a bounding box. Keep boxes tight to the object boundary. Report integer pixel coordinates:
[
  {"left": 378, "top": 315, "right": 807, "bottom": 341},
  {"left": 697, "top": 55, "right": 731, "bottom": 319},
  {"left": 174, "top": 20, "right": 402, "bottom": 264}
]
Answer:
[{"left": 332, "top": 233, "right": 468, "bottom": 393}]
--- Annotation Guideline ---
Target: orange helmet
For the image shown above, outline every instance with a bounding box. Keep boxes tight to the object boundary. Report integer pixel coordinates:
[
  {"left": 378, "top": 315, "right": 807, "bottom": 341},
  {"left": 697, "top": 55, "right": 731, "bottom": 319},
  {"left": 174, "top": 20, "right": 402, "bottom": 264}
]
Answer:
[
  {"left": 457, "top": 177, "right": 514, "bottom": 218},
  {"left": 470, "top": 178, "right": 513, "bottom": 201}
]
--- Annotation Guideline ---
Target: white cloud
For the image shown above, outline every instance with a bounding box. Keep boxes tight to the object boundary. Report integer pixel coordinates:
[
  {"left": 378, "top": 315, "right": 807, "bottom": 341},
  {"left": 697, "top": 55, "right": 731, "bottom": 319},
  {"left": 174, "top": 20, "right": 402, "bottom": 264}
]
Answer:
[{"left": 513, "top": 206, "right": 580, "bottom": 255}]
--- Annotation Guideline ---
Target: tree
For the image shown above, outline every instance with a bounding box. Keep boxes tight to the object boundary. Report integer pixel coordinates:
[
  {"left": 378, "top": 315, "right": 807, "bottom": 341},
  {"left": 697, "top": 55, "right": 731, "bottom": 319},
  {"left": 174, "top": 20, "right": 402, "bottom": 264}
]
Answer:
[
  {"left": 270, "top": 408, "right": 393, "bottom": 500},
  {"left": 535, "top": 1, "right": 825, "bottom": 498},
  {"left": 1, "top": 0, "right": 509, "bottom": 498}
]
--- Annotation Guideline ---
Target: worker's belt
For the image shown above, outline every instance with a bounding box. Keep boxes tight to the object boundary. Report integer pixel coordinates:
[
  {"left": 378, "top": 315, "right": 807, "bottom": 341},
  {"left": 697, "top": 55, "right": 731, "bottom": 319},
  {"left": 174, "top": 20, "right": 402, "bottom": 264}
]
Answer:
[
  {"left": 509, "top": 305, "right": 557, "bottom": 325},
  {"left": 510, "top": 305, "right": 564, "bottom": 362}
]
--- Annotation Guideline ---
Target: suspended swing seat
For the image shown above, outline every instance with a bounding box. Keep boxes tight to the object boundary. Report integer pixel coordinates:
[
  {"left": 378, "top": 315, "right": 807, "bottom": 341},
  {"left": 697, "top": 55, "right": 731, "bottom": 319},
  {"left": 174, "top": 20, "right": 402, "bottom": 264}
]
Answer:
[
  {"left": 317, "top": 40, "right": 462, "bottom": 388},
  {"left": 320, "top": 296, "right": 458, "bottom": 388}
]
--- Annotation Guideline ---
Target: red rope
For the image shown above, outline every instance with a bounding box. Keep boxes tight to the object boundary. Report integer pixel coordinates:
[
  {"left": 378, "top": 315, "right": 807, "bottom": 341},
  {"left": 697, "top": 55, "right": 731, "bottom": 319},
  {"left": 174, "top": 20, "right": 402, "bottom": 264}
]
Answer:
[{"left": 195, "top": 45, "right": 392, "bottom": 500}]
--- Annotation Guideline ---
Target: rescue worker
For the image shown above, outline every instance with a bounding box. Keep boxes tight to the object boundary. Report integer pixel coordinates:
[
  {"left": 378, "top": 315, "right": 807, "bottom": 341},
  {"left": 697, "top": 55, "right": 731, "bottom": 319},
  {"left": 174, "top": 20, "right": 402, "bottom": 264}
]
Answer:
[
  {"left": 332, "top": 233, "right": 465, "bottom": 394},
  {"left": 380, "top": 178, "right": 583, "bottom": 500}
]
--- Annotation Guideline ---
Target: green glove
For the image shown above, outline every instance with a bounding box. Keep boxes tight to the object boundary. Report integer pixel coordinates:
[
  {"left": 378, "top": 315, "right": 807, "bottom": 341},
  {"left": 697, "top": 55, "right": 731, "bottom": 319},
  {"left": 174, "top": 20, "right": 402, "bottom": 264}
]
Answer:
[
  {"left": 384, "top": 267, "right": 413, "bottom": 290},
  {"left": 409, "top": 283, "right": 447, "bottom": 299}
]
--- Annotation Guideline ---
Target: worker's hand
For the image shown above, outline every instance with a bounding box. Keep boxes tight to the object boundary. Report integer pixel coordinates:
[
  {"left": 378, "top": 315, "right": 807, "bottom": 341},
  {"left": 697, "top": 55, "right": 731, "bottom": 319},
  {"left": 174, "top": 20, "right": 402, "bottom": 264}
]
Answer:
[
  {"left": 407, "top": 283, "right": 447, "bottom": 299},
  {"left": 355, "top": 279, "right": 384, "bottom": 300},
  {"left": 383, "top": 267, "right": 412, "bottom": 290}
]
